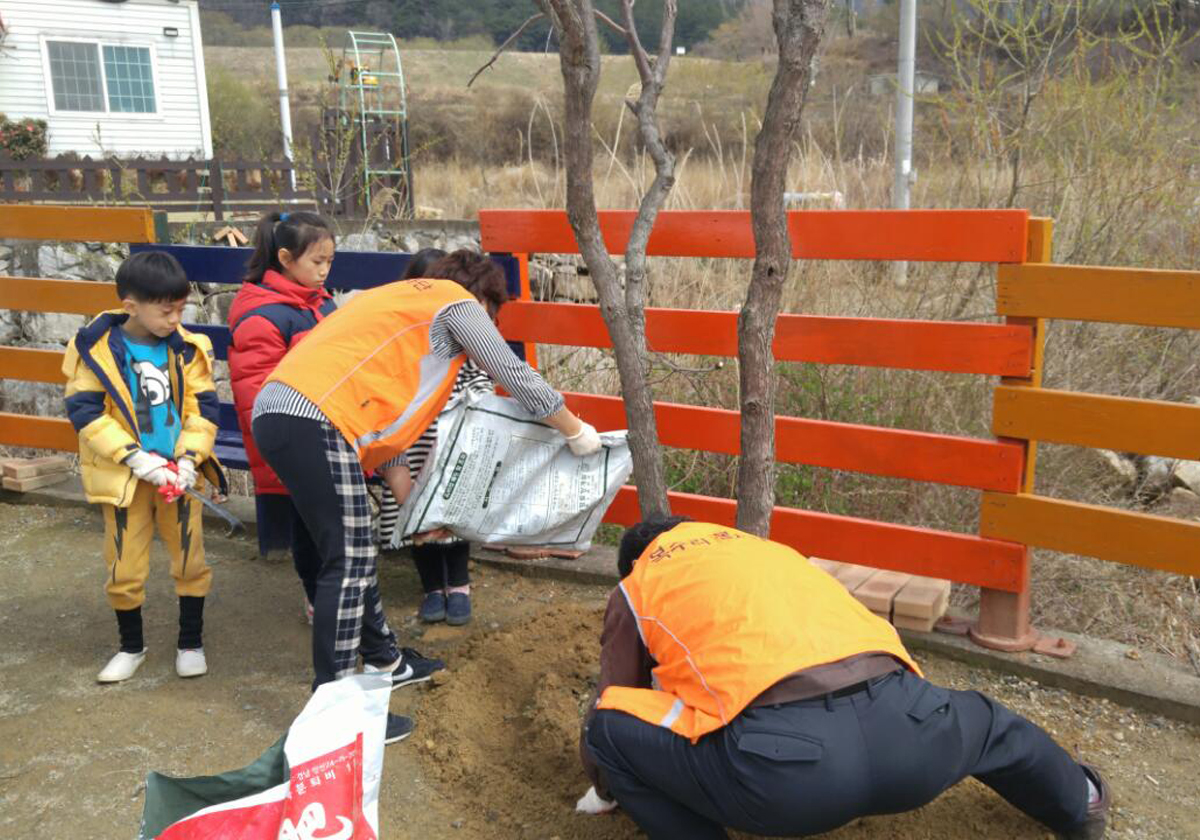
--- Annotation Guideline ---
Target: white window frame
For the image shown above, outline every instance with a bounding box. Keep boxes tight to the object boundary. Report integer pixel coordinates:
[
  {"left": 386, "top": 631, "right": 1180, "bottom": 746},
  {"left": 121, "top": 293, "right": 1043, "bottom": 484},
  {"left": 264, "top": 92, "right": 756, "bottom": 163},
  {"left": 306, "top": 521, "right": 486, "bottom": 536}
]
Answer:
[{"left": 39, "top": 37, "right": 162, "bottom": 120}]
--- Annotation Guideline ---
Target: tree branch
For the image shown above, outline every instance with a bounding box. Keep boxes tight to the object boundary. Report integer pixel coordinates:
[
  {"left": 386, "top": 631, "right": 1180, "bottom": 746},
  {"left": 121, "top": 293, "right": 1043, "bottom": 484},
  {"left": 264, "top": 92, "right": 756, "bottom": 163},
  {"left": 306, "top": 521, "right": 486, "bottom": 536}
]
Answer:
[
  {"left": 467, "top": 13, "right": 546, "bottom": 88},
  {"left": 593, "top": 9, "right": 628, "bottom": 37}
]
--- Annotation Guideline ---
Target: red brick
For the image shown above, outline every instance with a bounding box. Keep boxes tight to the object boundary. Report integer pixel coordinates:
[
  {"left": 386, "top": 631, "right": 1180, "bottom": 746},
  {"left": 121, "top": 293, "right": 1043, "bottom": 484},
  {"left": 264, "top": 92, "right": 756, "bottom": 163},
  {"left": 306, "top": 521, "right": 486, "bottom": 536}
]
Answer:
[
  {"left": 834, "top": 564, "right": 879, "bottom": 594},
  {"left": 893, "top": 576, "right": 951, "bottom": 620},
  {"left": 854, "top": 570, "right": 913, "bottom": 614},
  {"left": 807, "top": 556, "right": 843, "bottom": 577},
  {"left": 893, "top": 613, "right": 938, "bottom": 633}
]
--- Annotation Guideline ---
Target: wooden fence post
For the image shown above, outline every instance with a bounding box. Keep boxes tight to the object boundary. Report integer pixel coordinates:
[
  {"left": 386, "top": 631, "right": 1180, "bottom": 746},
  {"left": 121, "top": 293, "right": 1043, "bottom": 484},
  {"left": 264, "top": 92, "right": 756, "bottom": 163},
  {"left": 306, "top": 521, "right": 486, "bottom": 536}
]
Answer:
[
  {"left": 970, "top": 217, "right": 1053, "bottom": 652},
  {"left": 209, "top": 158, "right": 225, "bottom": 222}
]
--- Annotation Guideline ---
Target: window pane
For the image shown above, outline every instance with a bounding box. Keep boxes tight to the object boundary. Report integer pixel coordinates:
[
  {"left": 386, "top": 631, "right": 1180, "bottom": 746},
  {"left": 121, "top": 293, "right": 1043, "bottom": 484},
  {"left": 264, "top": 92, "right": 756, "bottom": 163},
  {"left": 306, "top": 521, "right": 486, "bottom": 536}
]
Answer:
[
  {"left": 47, "top": 41, "right": 104, "bottom": 111},
  {"left": 102, "top": 45, "right": 156, "bottom": 114}
]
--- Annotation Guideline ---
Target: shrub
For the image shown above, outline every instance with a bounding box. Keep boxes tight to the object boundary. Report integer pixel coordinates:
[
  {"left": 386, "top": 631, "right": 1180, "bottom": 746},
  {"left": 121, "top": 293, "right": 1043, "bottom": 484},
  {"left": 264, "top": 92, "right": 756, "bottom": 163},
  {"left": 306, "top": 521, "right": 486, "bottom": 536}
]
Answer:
[{"left": 0, "top": 114, "right": 48, "bottom": 159}]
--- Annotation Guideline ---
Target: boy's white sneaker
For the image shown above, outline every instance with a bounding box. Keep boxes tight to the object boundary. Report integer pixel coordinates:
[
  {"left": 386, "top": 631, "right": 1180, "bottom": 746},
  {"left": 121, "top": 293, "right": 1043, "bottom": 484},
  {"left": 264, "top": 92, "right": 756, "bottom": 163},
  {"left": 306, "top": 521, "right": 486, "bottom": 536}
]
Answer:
[
  {"left": 97, "top": 649, "right": 146, "bottom": 683},
  {"left": 176, "top": 648, "right": 208, "bottom": 678}
]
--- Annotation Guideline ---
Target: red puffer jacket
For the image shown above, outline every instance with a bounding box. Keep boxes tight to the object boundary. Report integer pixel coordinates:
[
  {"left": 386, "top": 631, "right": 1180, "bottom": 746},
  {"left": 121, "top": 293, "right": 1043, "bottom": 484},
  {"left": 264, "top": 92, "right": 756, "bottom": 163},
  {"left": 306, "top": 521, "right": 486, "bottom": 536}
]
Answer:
[{"left": 228, "top": 270, "right": 335, "bottom": 495}]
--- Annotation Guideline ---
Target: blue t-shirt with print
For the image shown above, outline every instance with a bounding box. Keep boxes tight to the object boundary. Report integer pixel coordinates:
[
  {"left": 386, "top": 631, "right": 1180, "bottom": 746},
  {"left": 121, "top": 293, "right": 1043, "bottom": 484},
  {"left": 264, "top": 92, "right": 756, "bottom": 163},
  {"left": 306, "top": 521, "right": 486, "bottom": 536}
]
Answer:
[{"left": 121, "top": 331, "right": 181, "bottom": 458}]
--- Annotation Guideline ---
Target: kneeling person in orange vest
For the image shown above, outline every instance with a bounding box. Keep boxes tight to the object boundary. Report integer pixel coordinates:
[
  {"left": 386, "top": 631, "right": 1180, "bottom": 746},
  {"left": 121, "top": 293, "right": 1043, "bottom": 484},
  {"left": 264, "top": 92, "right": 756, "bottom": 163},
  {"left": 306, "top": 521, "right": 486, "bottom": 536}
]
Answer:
[{"left": 578, "top": 517, "right": 1110, "bottom": 840}]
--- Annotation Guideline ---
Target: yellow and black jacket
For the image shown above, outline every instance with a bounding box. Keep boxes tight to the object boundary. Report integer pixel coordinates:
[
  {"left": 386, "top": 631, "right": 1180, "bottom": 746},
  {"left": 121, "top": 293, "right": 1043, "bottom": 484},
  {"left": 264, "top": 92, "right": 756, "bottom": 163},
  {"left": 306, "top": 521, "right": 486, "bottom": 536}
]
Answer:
[{"left": 63, "top": 310, "right": 225, "bottom": 507}]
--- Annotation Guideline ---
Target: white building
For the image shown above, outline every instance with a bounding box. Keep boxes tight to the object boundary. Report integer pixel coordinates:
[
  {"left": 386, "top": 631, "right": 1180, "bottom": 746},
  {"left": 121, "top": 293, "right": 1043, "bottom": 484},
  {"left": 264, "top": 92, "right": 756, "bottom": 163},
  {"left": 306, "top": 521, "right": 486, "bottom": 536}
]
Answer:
[{"left": 0, "top": 0, "right": 212, "bottom": 159}]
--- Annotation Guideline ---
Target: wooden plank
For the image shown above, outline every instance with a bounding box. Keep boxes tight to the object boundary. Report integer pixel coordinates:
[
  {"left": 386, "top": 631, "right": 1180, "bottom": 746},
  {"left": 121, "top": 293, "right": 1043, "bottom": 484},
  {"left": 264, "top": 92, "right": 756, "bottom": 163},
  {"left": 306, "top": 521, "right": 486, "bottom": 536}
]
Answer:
[
  {"left": 3, "top": 471, "right": 70, "bottom": 492},
  {"left": 604, "top": 487, "right": 1029, "bottom": 592},
  {"left": 0, "top": 413, "right": 76, "bottom": 451},
  {"left": 980, "top": 492, "right": 1200, "bottom": 578},
  {"left": 500, "top": 301, "right": 1033, "bottom": 376},
  {"left": 3, "top": 455, "right": 71, "bottom": 479},
  {"left": 0, "top": 346, "right": 67, "bottom": 384},
  {"left": 479, "top": 209, "right": 1029, "bottom": 263},
  {"left": 0, "top": 205, "right": 158, "bottom": 243},
  {"left": 565, "top": 392, "right": 1024, "bottom": 491},
  {"left": 993, "top": 385, "right": 1200, "bottom": 460},
  {"left": 997, "top": 263, "right": 1200, "bottom": 329},
  {"left": 0, "top": 277, "right": 116, "bottom": 315}
]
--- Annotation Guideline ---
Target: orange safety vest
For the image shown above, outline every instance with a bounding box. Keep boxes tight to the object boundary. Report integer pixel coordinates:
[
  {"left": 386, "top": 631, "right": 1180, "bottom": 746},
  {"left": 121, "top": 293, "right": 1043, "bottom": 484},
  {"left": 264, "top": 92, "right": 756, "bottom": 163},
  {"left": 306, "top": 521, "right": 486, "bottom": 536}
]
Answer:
[
  {"left": 597, "top": 522, "right": 921, "bottom": 742},
  {"left": 267, "top": 278, "right": 475, "bottom": 472}
]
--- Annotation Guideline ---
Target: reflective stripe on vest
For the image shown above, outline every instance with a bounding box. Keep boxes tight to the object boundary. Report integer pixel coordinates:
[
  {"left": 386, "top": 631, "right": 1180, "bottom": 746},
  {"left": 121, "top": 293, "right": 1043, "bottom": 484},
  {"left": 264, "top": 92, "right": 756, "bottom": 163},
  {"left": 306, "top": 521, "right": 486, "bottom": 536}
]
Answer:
[
  {"left": 267, "top": 279, "right": 473, "bottom": 471},
  {"left": 596, "top": 522, "right": 921, "bottom": 742}
]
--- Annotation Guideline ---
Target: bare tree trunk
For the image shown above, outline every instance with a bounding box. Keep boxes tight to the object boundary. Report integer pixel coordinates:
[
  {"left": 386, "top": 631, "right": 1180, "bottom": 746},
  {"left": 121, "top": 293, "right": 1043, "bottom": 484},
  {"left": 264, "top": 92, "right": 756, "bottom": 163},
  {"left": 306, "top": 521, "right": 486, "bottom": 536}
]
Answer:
[
  {"left": 736, "top": 0, "right": 831, "bottom": 536},
  {"left": 538, "top": 0, "right": 671, "bottom": 518}
]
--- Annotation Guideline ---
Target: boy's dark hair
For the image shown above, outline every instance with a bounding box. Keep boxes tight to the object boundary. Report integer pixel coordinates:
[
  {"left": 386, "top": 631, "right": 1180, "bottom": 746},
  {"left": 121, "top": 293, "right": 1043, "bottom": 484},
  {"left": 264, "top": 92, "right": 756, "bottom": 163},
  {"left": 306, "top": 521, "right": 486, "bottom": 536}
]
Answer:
[
  {"left": 403, "top": 247, "right": 447, "bottom": 280},
  {"left": 116, "top": 250, "right": 190, "bottom": 303},
  {"left": 425, "top": 250, "right": 508, "bottom": 317},
  {"left": 618, "top": 515, "right": 692, "bottom": 579},
  {"left": 244, "top": 211, "right": 334, "bottom": 284}
]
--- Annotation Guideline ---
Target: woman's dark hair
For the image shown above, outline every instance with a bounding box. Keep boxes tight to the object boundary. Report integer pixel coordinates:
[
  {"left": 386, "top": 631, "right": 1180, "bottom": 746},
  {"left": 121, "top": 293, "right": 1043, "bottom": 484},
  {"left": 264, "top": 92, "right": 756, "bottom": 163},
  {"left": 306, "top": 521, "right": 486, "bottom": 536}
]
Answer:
[
  {"left": 424, "top": 250, "right": 509, "bottom": 317},
  {"left": 116, "top": 250, "right": 190, "bottom": 303},
  {"left": 402, "top": 247, "right": 447, "bottom": 280},
  {"left": 243, "top": 211, "right": 334, "bottom": 284},
  {"left": 617, "top": 515, "right": 692, "bottom": 579}
]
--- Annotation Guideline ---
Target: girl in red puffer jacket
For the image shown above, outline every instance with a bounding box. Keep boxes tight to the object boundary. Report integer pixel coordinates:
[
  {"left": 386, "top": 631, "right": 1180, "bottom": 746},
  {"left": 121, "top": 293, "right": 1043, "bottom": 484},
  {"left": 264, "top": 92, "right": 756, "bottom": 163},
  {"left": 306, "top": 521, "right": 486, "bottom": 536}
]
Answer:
[{"left": 228, "top": 211, "right": 336, "bottom": 616}]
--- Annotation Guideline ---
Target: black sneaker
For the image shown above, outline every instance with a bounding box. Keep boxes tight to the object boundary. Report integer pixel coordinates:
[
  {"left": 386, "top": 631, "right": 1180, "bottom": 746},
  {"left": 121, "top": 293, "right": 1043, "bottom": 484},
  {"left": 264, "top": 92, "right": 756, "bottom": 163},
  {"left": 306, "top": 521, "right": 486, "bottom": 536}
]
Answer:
[
  {"left": 392, "top": 647, "right": 446, "bottom": 690},
  {"left": 384, "top": 713, "right": 414, "bottom": 745}
]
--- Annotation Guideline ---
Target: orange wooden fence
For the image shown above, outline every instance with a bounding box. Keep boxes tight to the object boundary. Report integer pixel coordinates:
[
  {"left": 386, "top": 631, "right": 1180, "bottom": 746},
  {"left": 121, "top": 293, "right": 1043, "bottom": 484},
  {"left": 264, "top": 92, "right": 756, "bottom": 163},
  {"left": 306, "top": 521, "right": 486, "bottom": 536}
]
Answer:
[
  {"left": 3, "top": 204, "right": 1199, "bottom": 653},
  {"left": 481, "top": 207, "right": 1200, "bottom": 651}
]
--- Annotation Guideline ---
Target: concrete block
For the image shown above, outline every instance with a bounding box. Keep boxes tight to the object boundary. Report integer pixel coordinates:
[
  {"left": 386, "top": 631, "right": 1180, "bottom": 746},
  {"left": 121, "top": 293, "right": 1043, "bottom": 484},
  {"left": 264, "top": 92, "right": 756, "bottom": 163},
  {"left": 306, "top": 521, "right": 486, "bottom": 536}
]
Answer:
[
  {"left": 853, "top": 570, "right": 912, "bottom": 613},
  {"left": 893, "top": 576, "right": 952, "bottom": 620}
]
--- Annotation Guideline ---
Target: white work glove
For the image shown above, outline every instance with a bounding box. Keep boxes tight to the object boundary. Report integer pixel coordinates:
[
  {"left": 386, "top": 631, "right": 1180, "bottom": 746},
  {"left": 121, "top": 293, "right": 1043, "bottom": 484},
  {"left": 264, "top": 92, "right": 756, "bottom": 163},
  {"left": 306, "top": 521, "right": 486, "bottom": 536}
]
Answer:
[
  {"left": 575, "top": 786, "right": 617, "bottom": 815},
  {"left": 124, "top": 450, "right": 174, "bottom": 488},
  {"left": 565, "top": 421, "right": 603, "bottom": 457},
  {"left": 175, "top": 458, "right": 197, "bottom": 490}
]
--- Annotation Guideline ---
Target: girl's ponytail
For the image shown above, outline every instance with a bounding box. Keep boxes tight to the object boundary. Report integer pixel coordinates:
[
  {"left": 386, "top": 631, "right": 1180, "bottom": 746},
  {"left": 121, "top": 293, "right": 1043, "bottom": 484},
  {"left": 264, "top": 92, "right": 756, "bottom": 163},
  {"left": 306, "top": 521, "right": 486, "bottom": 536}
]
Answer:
[
  {"left": 243, "top": 212, "right": 284, "bottom": 284},
  {"left": 242, "top": 211, "right": 334, "bottom": 284}
]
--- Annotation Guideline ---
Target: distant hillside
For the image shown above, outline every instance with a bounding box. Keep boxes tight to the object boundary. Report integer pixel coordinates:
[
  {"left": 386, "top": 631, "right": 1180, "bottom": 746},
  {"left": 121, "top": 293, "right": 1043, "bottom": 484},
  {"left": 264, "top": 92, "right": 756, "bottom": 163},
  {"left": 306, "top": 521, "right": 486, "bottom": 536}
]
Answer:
[{"left": 198, "top": 0, "right": 741, "bottom": 52}]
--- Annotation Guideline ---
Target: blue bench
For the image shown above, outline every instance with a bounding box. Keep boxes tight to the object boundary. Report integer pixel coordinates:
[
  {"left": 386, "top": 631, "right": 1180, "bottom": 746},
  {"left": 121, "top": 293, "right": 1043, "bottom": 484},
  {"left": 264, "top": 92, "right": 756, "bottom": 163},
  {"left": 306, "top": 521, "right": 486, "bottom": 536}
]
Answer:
[{"left": 130, "top": 244, "right": 525, "bottom": 471}]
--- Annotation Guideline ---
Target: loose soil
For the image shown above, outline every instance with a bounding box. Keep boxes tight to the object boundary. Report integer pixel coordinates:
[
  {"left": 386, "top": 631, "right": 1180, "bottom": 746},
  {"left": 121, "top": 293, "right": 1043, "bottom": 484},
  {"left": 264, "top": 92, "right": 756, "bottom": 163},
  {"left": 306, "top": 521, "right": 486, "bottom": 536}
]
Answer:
[{"left": 1, "top": 502, "right": 1197, "bottom": 839}]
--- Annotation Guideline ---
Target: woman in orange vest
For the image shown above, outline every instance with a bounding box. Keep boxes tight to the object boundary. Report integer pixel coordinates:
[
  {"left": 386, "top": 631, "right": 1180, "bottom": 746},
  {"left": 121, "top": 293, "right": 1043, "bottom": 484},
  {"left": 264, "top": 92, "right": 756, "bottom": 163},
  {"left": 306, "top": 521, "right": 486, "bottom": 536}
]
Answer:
[
  {"left": 251, "top": 251, "right": 601, "bottom": 745},
  {"left": 578, "top": 517, "right": 1109, "bottom": 840}
]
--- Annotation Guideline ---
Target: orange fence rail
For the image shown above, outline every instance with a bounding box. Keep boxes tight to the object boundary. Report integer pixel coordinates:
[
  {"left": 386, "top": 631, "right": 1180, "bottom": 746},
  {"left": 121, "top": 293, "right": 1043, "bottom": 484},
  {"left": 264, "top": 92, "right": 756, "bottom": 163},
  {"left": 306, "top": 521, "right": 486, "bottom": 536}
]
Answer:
[
  {"left": 499, "top": 302, "right": 1034, "bottom": 376},
  {"left": 480, "top": 208, "right": 1030, "bottom": 262}
]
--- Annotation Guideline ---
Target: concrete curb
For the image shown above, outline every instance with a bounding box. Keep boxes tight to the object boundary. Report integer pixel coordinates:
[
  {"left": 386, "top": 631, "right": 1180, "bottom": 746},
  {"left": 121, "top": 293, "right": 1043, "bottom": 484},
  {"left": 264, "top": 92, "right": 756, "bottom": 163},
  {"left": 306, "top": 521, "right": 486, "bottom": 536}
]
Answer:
[{"left": 5, "top": 480, "right": 1199, "bottom": 725}]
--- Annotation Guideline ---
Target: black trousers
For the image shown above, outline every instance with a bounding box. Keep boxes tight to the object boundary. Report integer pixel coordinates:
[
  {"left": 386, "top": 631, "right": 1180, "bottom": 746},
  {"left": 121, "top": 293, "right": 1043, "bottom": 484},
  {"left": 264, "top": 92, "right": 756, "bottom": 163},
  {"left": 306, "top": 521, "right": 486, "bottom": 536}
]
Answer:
[
  {"left": 586, "top": 669, "right": 1089, "bottom": 839},
  {"left": 412, "top": 541, "right": 470, "bottom": 593},
  {"left": 253, "top": 413, "right": 401, "bottom": 690}
]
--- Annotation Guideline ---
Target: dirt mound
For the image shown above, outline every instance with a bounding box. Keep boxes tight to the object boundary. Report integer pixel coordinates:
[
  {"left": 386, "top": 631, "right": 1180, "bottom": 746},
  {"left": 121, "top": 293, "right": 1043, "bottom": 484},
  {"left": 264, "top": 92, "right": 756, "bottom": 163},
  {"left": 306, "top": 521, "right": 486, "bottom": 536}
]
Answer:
[
  {"left": 415, "top": 603, "right": 1062, "bottom": 840},
  {"left": 415, "top": 602, "right": 638, "bottom": 839}
]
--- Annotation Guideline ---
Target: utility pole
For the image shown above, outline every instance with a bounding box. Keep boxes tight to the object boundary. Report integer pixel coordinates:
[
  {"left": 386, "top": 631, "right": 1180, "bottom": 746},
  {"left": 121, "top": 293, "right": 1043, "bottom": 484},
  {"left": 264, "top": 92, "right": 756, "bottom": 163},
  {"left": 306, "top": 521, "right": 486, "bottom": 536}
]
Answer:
[
  {"left": 270, "top": 1, "right": 296, "bottom": 189},
  {"left": 892, "top": 0, "right": 917, "bottom": 283}
]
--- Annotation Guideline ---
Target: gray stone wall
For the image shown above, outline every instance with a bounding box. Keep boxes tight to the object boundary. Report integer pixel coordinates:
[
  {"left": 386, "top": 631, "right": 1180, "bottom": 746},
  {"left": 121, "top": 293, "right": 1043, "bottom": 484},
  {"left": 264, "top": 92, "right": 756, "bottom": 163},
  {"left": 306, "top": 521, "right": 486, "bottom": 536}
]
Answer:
[
  {"left": 0, "top": 221, "right": 487, "bottom": 424},
  {"left": 0, "top": 241, "right": 126, "bottom": 420}
]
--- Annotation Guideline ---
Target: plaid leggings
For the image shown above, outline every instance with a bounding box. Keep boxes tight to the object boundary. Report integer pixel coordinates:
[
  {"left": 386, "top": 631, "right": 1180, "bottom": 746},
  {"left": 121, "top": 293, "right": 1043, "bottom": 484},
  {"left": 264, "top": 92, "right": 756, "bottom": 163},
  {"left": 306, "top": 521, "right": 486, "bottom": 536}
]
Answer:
[{"left": 252, "top": 413, "right": 401, "bottom": 688}]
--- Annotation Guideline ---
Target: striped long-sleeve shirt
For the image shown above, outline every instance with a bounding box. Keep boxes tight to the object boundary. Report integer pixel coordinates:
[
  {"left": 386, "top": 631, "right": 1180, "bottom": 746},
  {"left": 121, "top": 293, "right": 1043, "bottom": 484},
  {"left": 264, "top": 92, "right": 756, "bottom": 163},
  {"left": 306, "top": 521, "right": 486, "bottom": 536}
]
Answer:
[{"left": 253, "top": 298, "right": 563, "bottom": 428}]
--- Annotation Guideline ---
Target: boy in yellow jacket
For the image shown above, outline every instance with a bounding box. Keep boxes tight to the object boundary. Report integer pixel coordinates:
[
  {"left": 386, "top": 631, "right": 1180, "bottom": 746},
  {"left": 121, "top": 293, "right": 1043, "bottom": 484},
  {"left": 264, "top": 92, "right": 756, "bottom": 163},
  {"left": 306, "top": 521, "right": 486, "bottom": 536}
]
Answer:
[{"left": 63, "top": 251, "right": 224, "bottom": 683}]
